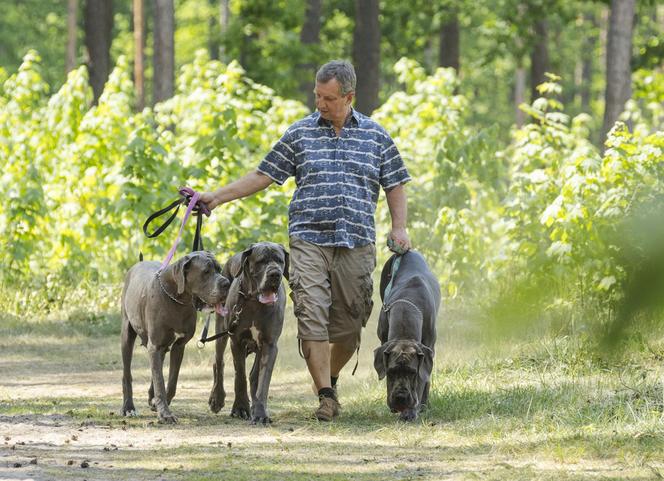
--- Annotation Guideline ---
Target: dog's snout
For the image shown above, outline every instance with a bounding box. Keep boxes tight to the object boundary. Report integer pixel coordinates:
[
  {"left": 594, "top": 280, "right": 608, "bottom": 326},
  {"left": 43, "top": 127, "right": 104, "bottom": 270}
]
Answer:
[
  {"left": 218, "top": 275, "right": 230, "bottom": 289},
  {"left": 394, "top": 392, "right": 410, "bottom": 404},
  {"left": 266, "top": 269, "right": 281, "bottom": 280}
]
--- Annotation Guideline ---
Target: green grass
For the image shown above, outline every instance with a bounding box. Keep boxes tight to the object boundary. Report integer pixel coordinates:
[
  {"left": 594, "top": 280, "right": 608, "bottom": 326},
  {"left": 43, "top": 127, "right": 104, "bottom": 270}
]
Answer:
[{"left": 2, "top": 290, "right": 664, "bottom": 480}]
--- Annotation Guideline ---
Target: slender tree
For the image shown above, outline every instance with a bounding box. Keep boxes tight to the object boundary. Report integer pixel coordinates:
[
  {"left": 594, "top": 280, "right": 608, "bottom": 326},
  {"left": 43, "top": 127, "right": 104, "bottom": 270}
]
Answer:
[
  {"left": 134, "top": 0, "right": 145, "bottom": 110},
  {"left": 84, "top": 0, "right": 114, "bottom": 104},
  {"left": 602, "top": 0, "right": 636, "bottom": 143},
  {"left": 66, "top": 0, "right": 78, "bottom": 74},
  {"left": 530, "top": 19, "right": 549, "bottom": 101},
  {"left": 514, "top": 64, "right": 526, "bottom": 127},
  {"left": 209, "top": 0, "right": 229, "bottom": 60},
  {"left": 439, "top": 9, "right": 460, "bottom": 72},
  {"left": 353, "top": 0, "right": 380, "bottom": 115},
  {"left": 299, "top": 0, "right": 322, "bottom": 109},
  {"left": 153, "top": 0, "right": 175, "bottom": 104},
  {"left": 580, "top": 12, "right": 597, "bottom": 112}
]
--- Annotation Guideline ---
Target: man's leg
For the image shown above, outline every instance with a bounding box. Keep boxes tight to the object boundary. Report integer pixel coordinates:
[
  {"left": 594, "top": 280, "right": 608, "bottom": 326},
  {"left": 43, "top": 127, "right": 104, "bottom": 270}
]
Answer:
[
  {"left": 303, "top": 339, "right": 340, "bottom": 421},
  {"left": 302, "top": 340, "right": 332, "bottom": 391},
  {"left": 330, "top": 342, "right": 355, "bottom": 378}
]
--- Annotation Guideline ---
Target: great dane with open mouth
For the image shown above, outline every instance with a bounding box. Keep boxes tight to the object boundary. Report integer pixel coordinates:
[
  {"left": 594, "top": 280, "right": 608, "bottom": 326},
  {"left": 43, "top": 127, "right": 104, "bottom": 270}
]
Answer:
[
  {"left": 121, "top": 251, "right": 230, "bottom": 423},
  {"left": 374, "top": 250, "right": 440, "bottom": 421},
  {"left": 208, "top": 242, "right": 289, "bottom": 424}
]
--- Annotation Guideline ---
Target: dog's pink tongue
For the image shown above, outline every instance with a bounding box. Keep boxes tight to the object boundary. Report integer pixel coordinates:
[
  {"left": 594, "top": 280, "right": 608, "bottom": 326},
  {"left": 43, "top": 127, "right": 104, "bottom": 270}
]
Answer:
[
  {"left": 258, "top": 292, "right": 278, "bottom": 304},
  {"left": 215, "top": 303, "right": 228, "bottom": 316}
]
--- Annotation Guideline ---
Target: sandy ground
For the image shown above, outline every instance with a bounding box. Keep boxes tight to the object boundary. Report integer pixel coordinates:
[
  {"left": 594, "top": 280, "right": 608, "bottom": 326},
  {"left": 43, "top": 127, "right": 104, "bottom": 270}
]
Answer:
[{"left": 1, "top": 323, "right": 662, "bottom": 480}]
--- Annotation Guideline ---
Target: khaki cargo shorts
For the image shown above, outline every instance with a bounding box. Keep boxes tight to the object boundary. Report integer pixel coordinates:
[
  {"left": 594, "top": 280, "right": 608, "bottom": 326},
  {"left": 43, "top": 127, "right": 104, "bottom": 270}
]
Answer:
[{"left": 288, "top": 236, "right": 376, "bottom": 350}]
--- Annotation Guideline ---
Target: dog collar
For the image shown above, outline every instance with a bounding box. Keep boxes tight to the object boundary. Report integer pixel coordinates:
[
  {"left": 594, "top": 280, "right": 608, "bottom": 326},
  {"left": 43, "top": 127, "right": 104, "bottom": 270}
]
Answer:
[{"left": 155, "top": 270, "right": 188, "bottom": 306}]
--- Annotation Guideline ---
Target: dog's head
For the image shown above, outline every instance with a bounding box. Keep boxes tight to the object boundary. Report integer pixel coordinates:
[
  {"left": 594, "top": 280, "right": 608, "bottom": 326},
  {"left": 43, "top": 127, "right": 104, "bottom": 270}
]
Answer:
[
  {"left": 233, "top": 242, "right": 289, "bottom": 305},
  {"left": 172, "top": 251, "right": 230, "bottom": 314},
  {"left": 373, "top": 339, "right": 434, "bottom": 413}
]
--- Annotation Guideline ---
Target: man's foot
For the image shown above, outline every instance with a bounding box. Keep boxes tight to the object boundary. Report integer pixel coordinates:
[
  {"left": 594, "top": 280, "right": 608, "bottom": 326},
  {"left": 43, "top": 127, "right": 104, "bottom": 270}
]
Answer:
[{"left": 315, "top": 395, "right": 340, "bottom": 422}]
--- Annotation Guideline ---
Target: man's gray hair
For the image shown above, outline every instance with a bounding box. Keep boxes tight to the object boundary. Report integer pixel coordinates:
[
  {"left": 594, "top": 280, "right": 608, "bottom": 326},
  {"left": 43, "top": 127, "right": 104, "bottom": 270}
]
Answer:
[{"left": 316, "top": 60, "right": 356, "bottom": 95}]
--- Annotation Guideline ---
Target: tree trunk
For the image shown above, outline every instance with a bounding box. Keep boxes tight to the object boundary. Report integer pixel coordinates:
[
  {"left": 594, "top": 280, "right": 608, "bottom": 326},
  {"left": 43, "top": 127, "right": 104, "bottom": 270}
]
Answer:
[
  {"left": 153, "top": 0, "right": 175, "bottom": 104},
  {"left": 515, "top": 66, "right": 526, "bottom": 127},
  {"left": 439, "top": 11, "right": 460, "bottom": 72},
  {"left": 134, "top": 0, "right": 145, "bottom": 111},
  {"left": 66, "top": 0, "right": 78, "bottom": 74},
  {"left": 299, "top": 0, "right": 322, "bottom": 109},
  {"left": 601, "top": 0, "right": 635, "bottom": 143},
  {"left": 209, "top": 0, "right": 229, "bottom": 60},
  {"left": 84, "top": 0, "right": 113, "bottom": 104},
  {"left": 580, "top": 12, "right": 597, "bottom": 112},
  {"left": 352, "top": 0, "right": 380, "bottom": 115},
  {"left": 529, "top": 19, "right": 549, "bottom": 102}
]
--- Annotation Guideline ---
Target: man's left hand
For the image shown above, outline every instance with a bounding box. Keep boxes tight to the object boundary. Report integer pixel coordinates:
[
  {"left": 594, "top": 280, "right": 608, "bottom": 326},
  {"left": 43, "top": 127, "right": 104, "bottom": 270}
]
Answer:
[{"left": 388, "top": 227, "right": 411, "bottom": 254}]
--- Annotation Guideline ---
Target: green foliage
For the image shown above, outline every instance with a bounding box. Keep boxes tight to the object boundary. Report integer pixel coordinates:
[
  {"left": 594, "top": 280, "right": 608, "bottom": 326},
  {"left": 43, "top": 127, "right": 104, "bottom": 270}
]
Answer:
[
  {"left": 0, "top": 50, "right": 306, "bottom": 298},
  {"left": 374, "top": 58, "right": 663, "bottom": 334},
  {"left": 1, "top": 50, "right": 663, "bottom": 339}
]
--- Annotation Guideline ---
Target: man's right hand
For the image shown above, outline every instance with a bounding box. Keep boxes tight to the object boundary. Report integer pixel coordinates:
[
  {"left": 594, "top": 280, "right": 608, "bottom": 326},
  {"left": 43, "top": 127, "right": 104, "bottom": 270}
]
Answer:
[{"left": 199, "top": 190, "right": 221, "bottom": 211}]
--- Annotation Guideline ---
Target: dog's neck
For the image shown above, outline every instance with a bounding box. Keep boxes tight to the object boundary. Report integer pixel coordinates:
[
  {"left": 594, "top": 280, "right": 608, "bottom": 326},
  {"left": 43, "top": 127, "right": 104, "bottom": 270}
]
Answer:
[
  {"left": 386, "top": 300, "right": 423, "bottom": 342},
  {"left": 156, "top": 269, "right": 193, "bottom": 306}
]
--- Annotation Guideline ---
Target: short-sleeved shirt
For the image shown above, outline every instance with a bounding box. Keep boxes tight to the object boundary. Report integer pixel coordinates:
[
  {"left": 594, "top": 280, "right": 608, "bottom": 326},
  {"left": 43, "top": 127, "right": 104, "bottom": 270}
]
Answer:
[{"left": 257, "top": 108, "right": 411, "bottom": 248}]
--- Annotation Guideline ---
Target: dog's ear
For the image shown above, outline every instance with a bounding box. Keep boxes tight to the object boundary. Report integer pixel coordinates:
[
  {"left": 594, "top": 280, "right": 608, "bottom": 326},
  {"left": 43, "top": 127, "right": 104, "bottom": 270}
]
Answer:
[
  {"left": 239, "top": 244, "right": 256, "bottom": 290},
  {"left": 281, "top": 246, "right": 290, "bottom": 281},
  {"left": 172, "top": 254, "right": 193, "bottom": 295},
  {"left": 379, "top": 254, "right": 397, "bottom": 302},
  {"left": 416, "top": 343, "right": 434, "bottom": 383},
  {"left": 373, "top": 341, "right": 395, "bottom": 380}
]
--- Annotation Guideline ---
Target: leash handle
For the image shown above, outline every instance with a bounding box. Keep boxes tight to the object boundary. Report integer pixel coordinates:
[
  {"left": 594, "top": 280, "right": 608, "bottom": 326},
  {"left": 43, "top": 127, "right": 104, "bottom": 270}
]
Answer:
[
  {"left": 159, "top": 190, "right": 201, "bottom": 270},
  {"left": 178, "top": 186, "right": 211, "bottom": 217}
]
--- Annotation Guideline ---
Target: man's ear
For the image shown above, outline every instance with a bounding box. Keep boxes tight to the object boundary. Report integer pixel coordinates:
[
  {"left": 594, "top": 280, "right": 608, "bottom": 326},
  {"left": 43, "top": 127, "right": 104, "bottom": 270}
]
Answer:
[
  {"left": 346, "top": 91, "right": 355, "bottom": 106},
  {"left": 416, "top": 343, "right": 435, "bottom": 383},
  {"left": 172, "top": 254, "right": 193, "bottom": 295},
  {"left": 373, "top": 341, "right": 395, "bottom": 380},
  {"left": 281, "top": 246, "right": 290, "bottom": 281}
]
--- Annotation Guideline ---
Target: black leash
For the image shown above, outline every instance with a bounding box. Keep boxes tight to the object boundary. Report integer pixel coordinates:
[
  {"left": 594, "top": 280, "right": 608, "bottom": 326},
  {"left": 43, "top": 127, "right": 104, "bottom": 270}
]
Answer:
[{"left": 143, "top": 186, "right": 210, "bottom": 252}]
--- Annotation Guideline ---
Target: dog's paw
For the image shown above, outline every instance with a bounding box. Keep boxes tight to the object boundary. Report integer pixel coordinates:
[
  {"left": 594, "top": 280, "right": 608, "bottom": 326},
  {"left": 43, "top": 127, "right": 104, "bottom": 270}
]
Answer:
[
  {"left": 121, "top": 401, "right": 137, "bottom": 417},
  {"left": 231, "top": 404, "right": 250, "bottom": 420},
  {"left": 158, "top": 412, "right": 178, "bottom": 424},
  {"left": 399, "top": 408, "right": 418, "bottom": 422},
  {"left": 208, "top": 391, "right": 225, "bottom": 414},
  {"left": 251, "top": 415, "right": 272, "bottom": 425}
]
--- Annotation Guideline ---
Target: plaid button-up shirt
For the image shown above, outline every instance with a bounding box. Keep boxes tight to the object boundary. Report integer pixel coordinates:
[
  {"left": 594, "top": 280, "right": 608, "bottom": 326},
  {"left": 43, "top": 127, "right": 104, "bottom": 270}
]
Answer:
[{"left": 257, "top": 109, "right": 411, "bottom": 248}]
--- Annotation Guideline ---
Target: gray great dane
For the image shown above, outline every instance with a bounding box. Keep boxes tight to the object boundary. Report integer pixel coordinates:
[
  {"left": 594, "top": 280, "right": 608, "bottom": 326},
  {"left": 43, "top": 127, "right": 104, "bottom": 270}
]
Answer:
[
  {"left": 374, "top": 250, "right": 440, "bottom": 421},
  {"left": 208, "top": 242, "right": 288, "bottom": 424},
  {"left": 121, "top": 251, "right": 230, "bottom": 423}
]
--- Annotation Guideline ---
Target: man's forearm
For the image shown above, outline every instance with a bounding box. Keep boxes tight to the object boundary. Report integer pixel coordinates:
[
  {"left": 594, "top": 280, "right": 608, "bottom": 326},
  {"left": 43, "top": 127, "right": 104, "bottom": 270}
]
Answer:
[
  {"left": 209, "top": 170, "right": 273, "bottom": 207},
  {"left": 385, "top": 183, "right": 408, "bottom": 229}
]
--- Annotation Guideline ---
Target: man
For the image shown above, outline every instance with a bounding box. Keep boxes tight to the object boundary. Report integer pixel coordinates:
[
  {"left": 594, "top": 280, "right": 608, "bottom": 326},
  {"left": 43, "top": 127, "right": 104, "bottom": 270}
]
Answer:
[{"left": 200, "top": 60, "right": 411, "bottom": 421}]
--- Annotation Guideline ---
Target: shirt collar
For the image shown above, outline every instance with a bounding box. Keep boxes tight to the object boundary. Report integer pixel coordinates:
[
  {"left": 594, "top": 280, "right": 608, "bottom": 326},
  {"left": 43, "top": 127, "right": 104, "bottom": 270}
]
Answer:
[{"left": 316, "top": 108, "right": 360, "bottom": 128}]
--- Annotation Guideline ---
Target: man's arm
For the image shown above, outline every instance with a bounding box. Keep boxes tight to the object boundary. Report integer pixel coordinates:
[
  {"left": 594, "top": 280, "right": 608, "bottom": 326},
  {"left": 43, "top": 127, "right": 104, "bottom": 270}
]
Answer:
[
  {"left": 200, "top": 170, "right": 273, "bottom": 210},
  {"left": 385, "top": 183, "right": 411, "bottom": 252}
]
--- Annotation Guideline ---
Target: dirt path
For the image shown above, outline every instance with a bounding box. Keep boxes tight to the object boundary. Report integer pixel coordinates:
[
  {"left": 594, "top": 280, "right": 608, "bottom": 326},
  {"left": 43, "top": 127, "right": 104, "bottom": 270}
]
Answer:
[{"left": 1, "top": 326, "right": 662, "bottom": 480}]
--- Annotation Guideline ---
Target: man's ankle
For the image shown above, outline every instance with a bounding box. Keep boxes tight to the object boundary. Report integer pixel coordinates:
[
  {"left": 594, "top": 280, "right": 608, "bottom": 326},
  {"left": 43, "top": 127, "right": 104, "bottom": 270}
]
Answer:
[{"left": 318, "top": 387, "right": 336, "bottom": 400}]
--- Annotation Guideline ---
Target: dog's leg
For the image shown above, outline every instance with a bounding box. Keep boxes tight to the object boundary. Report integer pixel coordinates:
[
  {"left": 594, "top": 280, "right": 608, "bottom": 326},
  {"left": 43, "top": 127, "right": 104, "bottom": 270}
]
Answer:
[
  {"left": 121, "top": 320, "right": 138, "bottom": 416},
  {"left": 147, "top": 343, "right": 177, "bottom": 424},
  {"left": 251, "top": 342, "right": 277, "bottom": 424},
  {"left": 166, "top": 340, "right": 186, "bottom": 405},
  {"left": 208, "top": 333, "right": 229, "bottom": 413},
  {"left": 230, "top": 338, "right": 250, "bottom": 419},
  {"left": 249, "top": 353, "right": 259, "bottom": 407},
  {"left": 148, "top": 381, "right": 155, "bottom": 410}
]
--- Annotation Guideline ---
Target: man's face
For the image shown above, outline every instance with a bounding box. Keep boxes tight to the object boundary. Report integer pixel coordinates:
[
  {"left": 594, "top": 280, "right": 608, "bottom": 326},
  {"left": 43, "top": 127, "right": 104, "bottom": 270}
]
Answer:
[{"left": 314, "top": 79, "right": 353, "bottom": 125}]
